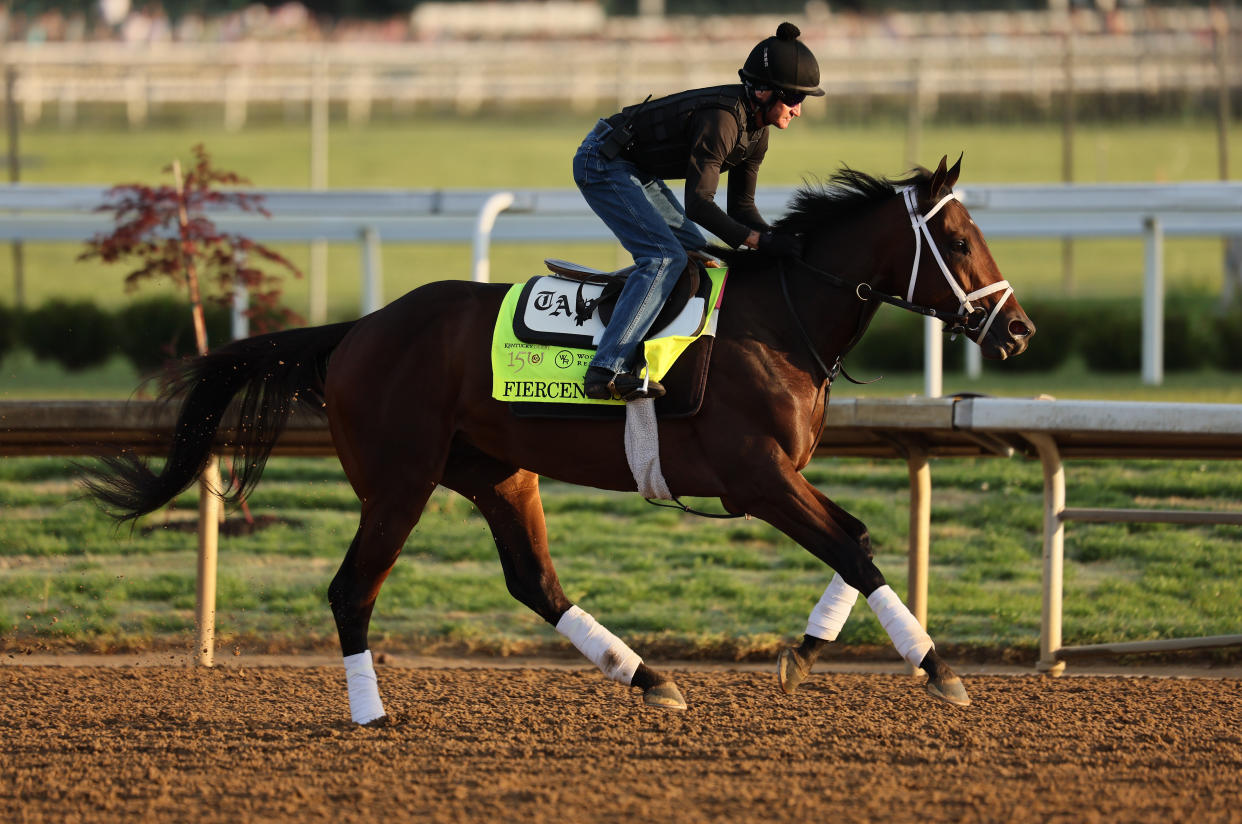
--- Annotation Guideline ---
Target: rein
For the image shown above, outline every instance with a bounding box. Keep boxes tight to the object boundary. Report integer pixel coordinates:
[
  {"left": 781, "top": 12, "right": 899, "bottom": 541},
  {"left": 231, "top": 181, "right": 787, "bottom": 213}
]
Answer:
[
  {"left": 778, "top": 185, "right": 1017, "bottom": 386},
  {"left": 786, "top": 256, "right": 977, "bottom": 336},
  {"left": 644, "top": 496, "right": 746, "bottom": 519}
]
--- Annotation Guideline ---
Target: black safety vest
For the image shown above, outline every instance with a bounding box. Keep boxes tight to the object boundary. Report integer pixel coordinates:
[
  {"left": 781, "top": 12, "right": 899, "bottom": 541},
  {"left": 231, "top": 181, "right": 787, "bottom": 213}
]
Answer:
[{"left": 606, "top": 85, "right": 763, "bottom": 179}]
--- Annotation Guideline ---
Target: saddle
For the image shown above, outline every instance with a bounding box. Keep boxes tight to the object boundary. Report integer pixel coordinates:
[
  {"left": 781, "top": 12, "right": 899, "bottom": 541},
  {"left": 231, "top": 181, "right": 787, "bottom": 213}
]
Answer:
[
  {"left": 512, "top": 257, "right": 706, "bottom": 349},
  {"left": 544, "top": 257, "right": 701, "bottom": 332}
]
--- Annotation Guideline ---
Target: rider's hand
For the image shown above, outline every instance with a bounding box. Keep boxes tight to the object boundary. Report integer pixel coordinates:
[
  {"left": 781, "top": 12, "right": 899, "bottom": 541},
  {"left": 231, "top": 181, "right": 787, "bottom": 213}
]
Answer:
[{"left": 757, "top": 229, "right": 803, "bottom": 259}]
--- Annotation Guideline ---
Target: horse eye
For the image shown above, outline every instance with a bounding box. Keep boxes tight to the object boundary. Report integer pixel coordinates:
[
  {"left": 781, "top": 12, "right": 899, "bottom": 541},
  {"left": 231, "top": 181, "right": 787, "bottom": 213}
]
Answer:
[{"left": 950, "top": 238, "right": 969, "bottom": 254}]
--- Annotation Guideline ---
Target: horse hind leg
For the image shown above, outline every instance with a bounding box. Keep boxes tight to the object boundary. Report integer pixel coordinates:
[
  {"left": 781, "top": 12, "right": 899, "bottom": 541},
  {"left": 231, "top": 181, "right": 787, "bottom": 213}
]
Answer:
[
  {"left": 440, "top": 446, "right": 685, "bottom": 710},
  {"left": 328, "top": 484, "right": 435, "bottom": 725}
]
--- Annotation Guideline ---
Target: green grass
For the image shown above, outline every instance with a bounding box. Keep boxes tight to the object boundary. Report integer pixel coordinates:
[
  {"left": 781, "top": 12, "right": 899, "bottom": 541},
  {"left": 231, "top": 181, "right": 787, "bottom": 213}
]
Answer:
[
  {"left": 3, "top": 116, "right": 1240, "bottom": 315},
  {"left": 2, "top": 454, "right": 1239, "bottom": 660},
  {"left": 15, "top": 117, "right": 1238, "bottom": 189},
  {"left": 3, "top": 114, "right": 1241, "bottom": 660}
]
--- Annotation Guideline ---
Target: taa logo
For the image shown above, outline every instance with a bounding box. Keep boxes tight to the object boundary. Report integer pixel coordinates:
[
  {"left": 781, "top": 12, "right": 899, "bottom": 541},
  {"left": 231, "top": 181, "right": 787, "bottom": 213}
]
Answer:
[
  {"left": 554, "top": 350, "right": 574, "bottom": 369},
  {"left": 534, "top": 290, "right": 573, "bottom": 317}
]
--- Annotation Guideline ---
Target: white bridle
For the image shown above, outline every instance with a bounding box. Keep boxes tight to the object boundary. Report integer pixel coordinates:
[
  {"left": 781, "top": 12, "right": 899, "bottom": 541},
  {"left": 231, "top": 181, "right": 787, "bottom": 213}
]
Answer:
[{"left": 900, "top": 186, "right": 1014, "bottom": 342}]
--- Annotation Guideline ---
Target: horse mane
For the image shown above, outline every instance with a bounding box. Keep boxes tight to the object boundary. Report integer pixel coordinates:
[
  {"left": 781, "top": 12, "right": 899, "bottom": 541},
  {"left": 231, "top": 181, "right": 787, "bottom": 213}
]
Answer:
[{"left": 712, "top": 165, "right": 932, "bottom": 272}]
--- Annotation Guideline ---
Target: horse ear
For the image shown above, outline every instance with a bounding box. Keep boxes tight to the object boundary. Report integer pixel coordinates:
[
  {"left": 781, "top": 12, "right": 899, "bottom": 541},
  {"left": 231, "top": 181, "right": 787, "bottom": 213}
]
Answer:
[
  {"left": 928, "top": 155, "right": 950, "bottom": 199},
  {"left": 945, "top": 152, "right": 963, "bottom": 191}
]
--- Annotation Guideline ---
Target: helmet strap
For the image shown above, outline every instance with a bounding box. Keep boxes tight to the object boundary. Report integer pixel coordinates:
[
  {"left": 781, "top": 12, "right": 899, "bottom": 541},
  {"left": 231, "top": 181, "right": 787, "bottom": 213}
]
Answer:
[
  {"left": 755, "top": 91, "right": 786, "bottom": 125},
  {"left": 741, "top": 81, "right": 766, "bottom": 120},
  {"left": 742, "top": 81, "right": 786, "bottom": 126}
]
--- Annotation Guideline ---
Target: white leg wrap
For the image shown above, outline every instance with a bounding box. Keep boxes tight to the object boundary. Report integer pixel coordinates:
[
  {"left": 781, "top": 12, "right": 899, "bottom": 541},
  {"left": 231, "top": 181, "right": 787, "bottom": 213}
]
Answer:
[
  {"left": 804, "top": 573, "right": 859, "bottom": 641},
  {"left": 343, "top": 650, "right": 386, "bottom": 725},
  {"left": 556, "top": 605, "right": 642, "bottom": 685},
  {"left": 866, "top": 585, "right": 934, "bottom": 668}
]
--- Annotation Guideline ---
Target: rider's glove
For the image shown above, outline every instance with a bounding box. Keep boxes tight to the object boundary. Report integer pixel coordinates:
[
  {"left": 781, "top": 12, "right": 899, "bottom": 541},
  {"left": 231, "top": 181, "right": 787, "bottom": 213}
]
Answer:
[{"left": 757, "top": 229, "right": 803, "bottom": 259}]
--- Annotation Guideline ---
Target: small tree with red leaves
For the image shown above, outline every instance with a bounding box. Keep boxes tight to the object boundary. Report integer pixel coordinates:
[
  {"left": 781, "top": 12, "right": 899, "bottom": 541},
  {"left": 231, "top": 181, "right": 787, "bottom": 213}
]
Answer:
[
  {"left": 81, "top": 145, "right": 299, "bottom": 529},
  {"left": 80, "top": 144, "right": 303, "bottom": 354}
]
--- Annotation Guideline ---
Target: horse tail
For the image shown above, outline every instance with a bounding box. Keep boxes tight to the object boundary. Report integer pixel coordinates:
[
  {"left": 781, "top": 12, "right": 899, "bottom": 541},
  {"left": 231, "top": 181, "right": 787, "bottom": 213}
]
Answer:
[{"left": 84, "top": 320, "right": 357, "bottom": 523}]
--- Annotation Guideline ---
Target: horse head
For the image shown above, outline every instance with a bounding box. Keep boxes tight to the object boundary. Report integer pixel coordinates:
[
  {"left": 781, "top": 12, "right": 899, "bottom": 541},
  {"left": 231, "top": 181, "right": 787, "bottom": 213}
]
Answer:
[
  {"left": 898, "top": 155, "right": 1034, "bottom": 360},
  {"left": 767, "top": 158, "right": 1033, "bottom": 365}
]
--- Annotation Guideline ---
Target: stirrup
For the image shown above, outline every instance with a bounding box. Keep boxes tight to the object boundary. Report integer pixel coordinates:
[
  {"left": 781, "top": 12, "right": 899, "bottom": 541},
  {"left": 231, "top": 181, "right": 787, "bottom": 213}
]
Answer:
[
  {"left": 614, "top": 372, "right": 665, "bottom": 402},
  {"left": 584, "top": 367, "right": 665, "bottom": 402}
]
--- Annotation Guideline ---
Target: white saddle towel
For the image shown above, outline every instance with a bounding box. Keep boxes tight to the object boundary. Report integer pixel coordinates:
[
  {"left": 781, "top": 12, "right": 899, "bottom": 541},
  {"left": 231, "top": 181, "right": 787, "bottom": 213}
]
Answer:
[{"left": 623, "top": 398, "right": 672, "bottom": 500}]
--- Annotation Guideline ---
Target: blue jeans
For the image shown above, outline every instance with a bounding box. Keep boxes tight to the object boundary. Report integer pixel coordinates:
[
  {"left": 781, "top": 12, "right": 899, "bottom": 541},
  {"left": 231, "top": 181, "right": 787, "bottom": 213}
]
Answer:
[{"left": 573, "top": 120, "right": 708, "bottom": 375}]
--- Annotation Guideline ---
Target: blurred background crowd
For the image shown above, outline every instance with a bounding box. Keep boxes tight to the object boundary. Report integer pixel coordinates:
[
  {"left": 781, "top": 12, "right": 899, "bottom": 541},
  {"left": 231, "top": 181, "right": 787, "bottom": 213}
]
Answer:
[{"left": 0, "top": 1, "right": 1216, "bottom": 45}]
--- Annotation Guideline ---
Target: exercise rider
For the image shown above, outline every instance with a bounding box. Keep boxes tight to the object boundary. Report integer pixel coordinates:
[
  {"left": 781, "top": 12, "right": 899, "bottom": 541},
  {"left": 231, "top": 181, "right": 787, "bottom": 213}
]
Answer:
[{"left": 574, "top": 21, "right": 823, "bottom": 402}]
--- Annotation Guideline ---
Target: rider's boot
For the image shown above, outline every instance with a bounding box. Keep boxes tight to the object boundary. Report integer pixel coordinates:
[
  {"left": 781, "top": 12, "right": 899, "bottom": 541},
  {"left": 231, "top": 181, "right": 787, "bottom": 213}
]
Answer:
[{"left": 584, "top": 366, "right": 666, "bottom": 402}]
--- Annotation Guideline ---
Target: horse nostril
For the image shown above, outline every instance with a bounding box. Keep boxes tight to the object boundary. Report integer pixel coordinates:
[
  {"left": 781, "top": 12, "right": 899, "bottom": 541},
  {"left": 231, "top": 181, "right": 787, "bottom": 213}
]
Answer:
[{"left": 1009, "top": 320, "right": 1031, "bottom": 338}]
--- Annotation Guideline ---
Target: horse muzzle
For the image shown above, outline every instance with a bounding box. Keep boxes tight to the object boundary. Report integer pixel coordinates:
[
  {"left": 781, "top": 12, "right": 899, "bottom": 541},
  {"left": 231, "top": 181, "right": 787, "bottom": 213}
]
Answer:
[{"left": 977, "top": 309, "right": 1035, "bottom": 360}]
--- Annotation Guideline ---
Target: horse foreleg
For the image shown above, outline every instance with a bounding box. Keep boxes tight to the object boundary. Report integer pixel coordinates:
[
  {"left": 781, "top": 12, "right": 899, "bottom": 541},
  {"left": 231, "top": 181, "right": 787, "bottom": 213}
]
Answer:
[
  {"left": 735, "top": 469, "right": 969, "bottom": 707},
  {"left": 777, "top": 572, "right": 859, "bottom": 694},
  {"left": 441, "top": 450, "right": 685, "bottom": 710}
]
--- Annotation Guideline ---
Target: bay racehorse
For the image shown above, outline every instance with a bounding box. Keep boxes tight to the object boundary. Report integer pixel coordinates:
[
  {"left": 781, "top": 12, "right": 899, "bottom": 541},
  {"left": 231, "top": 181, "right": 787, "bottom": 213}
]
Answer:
[{"left": 86, "top": 156, "right": 1032, "bottom": 723}]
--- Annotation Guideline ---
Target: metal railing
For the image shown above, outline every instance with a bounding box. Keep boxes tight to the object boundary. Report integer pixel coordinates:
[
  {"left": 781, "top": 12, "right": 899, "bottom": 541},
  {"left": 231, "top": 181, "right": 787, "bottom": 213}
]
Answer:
[
  {"left": 4, "top": 180, "right": 1242, "bottom": 387},
  {"left": 4, "top": 396, "right": 1239, "bottom": 670}
]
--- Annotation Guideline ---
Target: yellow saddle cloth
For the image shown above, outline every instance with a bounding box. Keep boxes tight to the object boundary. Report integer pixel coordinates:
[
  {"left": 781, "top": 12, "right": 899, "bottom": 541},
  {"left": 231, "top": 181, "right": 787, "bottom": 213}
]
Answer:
[{"left": 490, "top": 267, "right": 727, "bottom": 406}]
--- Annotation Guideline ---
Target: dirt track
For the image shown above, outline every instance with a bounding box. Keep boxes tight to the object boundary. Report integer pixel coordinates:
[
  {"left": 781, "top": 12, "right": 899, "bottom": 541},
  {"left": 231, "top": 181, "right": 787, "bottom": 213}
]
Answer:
[{"left": 2, "top": 661, "right": 1241, "bottom": 823}]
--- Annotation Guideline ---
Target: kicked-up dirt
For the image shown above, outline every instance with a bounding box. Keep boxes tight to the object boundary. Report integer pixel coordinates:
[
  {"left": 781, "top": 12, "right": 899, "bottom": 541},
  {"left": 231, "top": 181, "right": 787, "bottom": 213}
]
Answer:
[{"left": 2, "top": 660, "right": 1240, "bottom": 823}]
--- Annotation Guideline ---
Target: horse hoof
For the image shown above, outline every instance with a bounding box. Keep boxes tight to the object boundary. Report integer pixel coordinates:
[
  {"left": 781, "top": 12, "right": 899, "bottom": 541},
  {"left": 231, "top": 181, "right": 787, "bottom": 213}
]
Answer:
[
  {"left": 777, "top": 647, "right": 810, "bottom": 695},
  {"left": 643, "top": 682, "right": 687, "bottom": 711},
  {"left": 927, "top": 675, "right": 971, "bottom": 707}
]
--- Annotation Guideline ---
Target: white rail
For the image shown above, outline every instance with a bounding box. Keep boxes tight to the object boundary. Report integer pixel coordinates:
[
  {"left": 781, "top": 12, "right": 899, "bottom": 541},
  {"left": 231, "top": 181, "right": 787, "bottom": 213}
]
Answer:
[
  {"left": 956, "top": 398, "right": 1242, "bottom": 672},
  {"left": 4, "top": 181, "right": 1242, "bottom": 385}
]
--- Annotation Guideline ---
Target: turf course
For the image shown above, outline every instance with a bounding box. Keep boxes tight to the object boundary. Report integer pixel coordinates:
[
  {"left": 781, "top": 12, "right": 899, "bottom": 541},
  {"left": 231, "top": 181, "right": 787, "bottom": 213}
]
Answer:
[
  {"left": 2, "top": 113, "right": 1240, "bottom": 660},
  {"left": 2, "top": 453, "right": 1240, "bottom": 660}
]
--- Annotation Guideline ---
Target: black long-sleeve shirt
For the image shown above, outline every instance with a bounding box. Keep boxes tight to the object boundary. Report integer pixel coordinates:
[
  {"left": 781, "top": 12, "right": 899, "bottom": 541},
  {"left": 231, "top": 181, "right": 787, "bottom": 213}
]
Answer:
[{"left": 607, "top": 85, "right": 770, "bottom": 249}]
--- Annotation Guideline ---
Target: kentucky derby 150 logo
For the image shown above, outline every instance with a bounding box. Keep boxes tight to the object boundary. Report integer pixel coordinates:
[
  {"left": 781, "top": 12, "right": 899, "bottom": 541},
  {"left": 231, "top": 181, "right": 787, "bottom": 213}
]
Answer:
[{"left": 506, "top": 348, "right": 542, "bottom": 372}]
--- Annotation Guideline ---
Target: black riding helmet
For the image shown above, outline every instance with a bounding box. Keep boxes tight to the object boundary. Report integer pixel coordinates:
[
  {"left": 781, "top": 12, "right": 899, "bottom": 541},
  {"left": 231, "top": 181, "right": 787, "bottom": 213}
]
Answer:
[{"left": 738, "top": 21, "right": 825, "bottom": 98}]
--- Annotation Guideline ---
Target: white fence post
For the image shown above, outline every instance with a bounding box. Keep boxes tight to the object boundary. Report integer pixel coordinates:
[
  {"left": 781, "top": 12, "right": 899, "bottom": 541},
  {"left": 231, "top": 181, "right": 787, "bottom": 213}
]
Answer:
[
  {"left": 923, "top": 315, "right": 942, "bottom": 397},
  {"left": 965, "top": 342, "right": 982, "bottom": 379},
  {"left": 472, "top": 191, "right": 516, "bottom": 283},
  {"left": 195, "top": 456, "right": 221, "bottom": 667},
  {"left": 231, "top": 279, "right": 249, "bottom": 340},
  {"left": 1142, "top": 216, "right": 1164, "bottom": 386},
  {"left": 1024, "top": 431, "right": 1067, "bottom": 677},
  {"left": 906, "top": 445, "right": 931, "bottom": 630}
]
